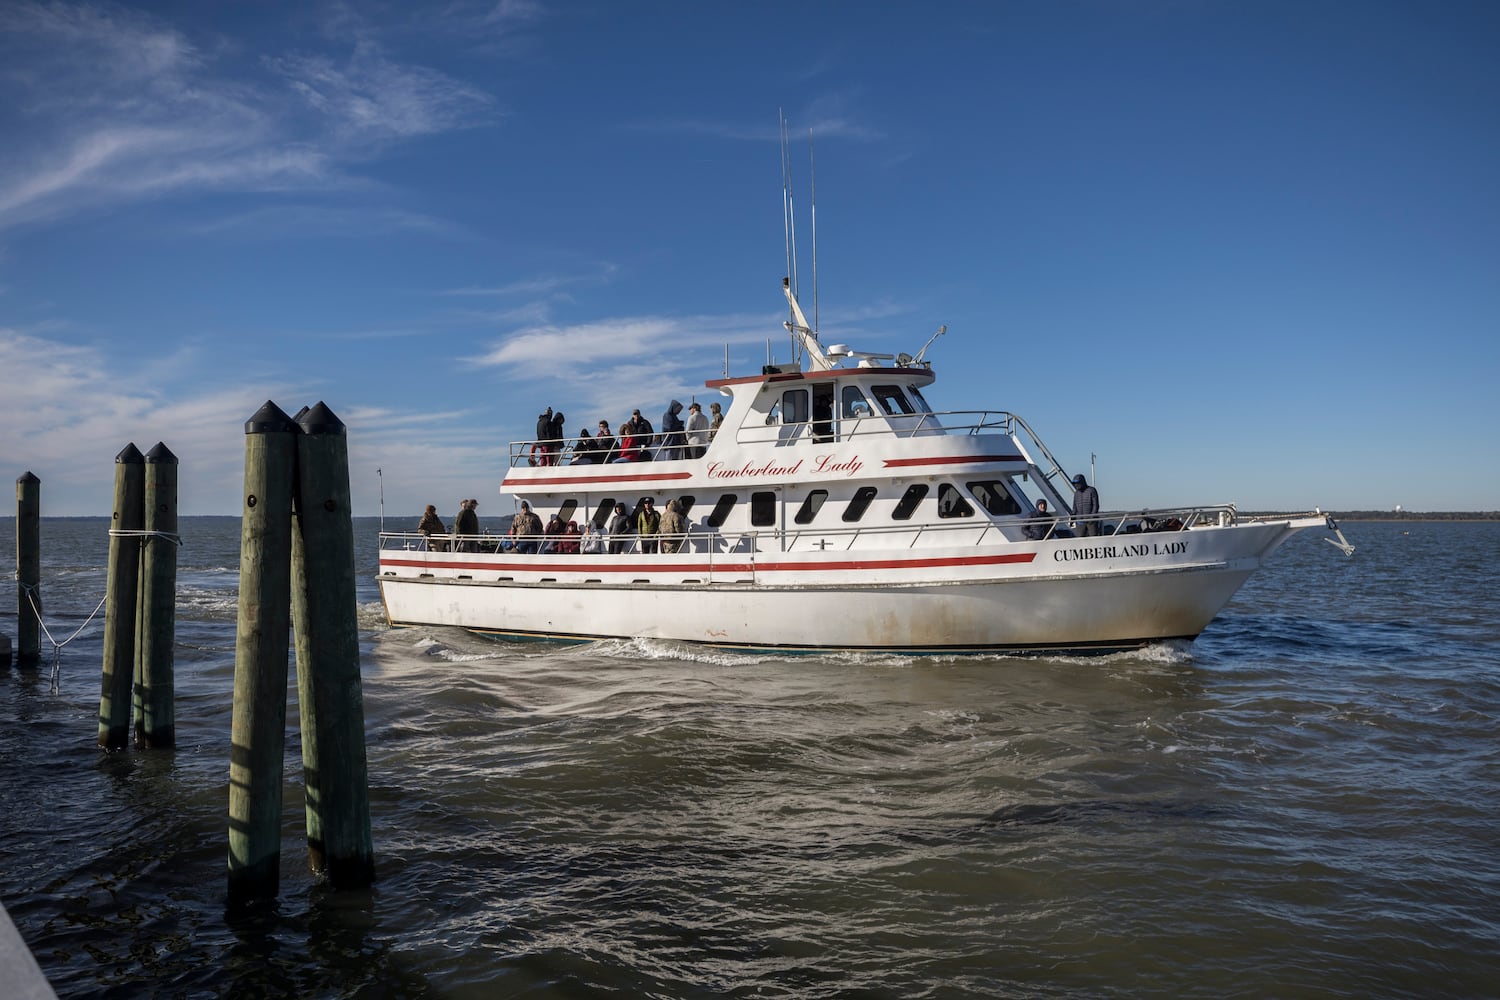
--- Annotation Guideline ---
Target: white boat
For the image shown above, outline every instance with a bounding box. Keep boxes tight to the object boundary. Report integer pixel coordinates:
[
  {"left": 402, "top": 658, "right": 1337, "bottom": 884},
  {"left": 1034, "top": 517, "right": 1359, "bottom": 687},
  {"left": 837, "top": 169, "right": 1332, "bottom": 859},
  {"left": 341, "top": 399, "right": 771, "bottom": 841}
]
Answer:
[{"left": 377, "top": 277, "right": 1353, "bottom": 655}]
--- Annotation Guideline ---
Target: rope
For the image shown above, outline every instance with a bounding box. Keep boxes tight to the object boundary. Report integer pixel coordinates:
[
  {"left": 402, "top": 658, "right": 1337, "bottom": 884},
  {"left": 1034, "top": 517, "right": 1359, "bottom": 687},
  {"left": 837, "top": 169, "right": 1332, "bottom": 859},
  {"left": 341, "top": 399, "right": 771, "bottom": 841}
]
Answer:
[
  {"left": 19, "top": 583, "right": 107, "bottom": 695},
  {"left": 11, "top": 527, "right": 182, "bottom": 693},
  {"left": 108, "top": 528, "right": 183, "bottom": 545}
]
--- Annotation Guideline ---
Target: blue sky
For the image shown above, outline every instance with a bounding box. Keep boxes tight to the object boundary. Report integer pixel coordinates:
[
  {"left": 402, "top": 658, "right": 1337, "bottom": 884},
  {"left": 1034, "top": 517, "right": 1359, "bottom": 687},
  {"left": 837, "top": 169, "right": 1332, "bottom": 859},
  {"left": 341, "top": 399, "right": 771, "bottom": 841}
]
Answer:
[{"left": 2, "top": 1, "right": 1496, "bottom": 517}]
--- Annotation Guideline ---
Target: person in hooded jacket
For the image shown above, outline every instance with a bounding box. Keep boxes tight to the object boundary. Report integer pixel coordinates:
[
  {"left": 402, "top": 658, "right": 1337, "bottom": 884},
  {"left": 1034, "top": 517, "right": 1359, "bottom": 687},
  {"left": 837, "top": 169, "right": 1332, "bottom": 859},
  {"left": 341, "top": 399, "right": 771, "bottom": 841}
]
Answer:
[
  {"left": 606, "top": 502, "right": 632, "bottom": 553},
  {"left": 659, "top": 400, "right": 686, "bottom": 460},
  {"left": 658, "top": 498, "right": 687, "bottom": 553}
]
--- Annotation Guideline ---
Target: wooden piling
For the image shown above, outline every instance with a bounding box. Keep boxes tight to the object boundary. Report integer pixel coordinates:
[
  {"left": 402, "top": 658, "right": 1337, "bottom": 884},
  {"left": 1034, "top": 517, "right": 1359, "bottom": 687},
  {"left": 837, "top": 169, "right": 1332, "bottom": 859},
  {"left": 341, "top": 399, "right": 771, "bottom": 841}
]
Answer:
[
  {"left": 98, "top": 445, "right": 144, "bottom": 749},
  {"left": 291, "top": 402, "right": 375, "bottom": 888},
  {"left": 227, "top": 402, "right": 299, "bottom": 903},
  {"left": 15, "top": 472, "right": 41, "bottom": 668},
  {"left": 135, "top": 443, "right": 179, "bottom": 749}
]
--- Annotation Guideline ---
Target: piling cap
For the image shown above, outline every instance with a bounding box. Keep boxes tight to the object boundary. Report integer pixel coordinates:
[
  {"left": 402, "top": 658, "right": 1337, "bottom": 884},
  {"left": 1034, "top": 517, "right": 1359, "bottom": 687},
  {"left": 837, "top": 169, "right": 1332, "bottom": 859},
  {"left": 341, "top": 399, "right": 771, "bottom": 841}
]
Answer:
[
  {"left": 244, "top": 400, "right": 299, "bottom": 435},
  {"left": 144, "top": 442, "right": 178, "bottom": 464},
  {"left": 115, "top": 443, "right": 145, "bottom": 464},
  {"left": 17, "top": 471, "right": 40, "bottom": 485},
  {"left": 296, "top": 401, "right": 346, "bottom": 436}
]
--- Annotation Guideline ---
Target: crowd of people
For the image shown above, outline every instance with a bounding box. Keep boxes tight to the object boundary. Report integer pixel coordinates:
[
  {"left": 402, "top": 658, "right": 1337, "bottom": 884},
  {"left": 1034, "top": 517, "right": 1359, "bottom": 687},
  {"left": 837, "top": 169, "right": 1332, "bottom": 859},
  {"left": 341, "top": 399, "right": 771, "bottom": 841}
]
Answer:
[
  {"left": 530, "top": 400, "right": 723, "bottom": 466},
  {"left": 497, "top": 497, "right": 692, "bottom": 554}
]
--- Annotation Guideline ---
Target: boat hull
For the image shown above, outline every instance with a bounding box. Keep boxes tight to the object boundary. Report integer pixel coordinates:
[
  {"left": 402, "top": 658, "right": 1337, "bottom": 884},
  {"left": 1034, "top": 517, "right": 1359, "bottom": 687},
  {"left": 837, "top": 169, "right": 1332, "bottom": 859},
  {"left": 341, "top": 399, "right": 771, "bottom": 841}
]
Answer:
[{"left": 377, "top": 519, "right": 1318, "bottom": 654}]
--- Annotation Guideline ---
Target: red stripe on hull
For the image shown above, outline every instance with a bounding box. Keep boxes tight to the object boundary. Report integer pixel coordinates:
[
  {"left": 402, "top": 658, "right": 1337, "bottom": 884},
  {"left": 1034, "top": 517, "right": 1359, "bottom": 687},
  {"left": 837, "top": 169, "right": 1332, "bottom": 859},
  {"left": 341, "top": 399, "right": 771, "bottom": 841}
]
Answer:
[
  {"left": 882, "top": 455, "right": 1024, "bottom": 468},
  {"left": 378, "top": 551, "right": 1036, "bottom": 574},
  {"left": 503, "top": 470, "right": 694, "bottom": 487}
]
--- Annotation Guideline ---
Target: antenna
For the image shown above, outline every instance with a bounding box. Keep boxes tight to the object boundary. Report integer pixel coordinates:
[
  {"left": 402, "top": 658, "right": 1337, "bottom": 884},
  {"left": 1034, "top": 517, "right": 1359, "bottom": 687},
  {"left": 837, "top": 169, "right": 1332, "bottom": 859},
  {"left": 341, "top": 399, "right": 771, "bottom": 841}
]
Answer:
[
  {"left": 723, "top": 343, "right": 729, "bottom": 378},
  {"left": 377, "top": 467, "right": 384, "bottom": 533},
  {"left": 810, "top": 128, "right": 818, "bottom": 336},
  {"left": 780, "top": 109, "right": 792, "bottom": 305},
  {"left": 913, "top": 324, "right": 947, "bottom": 364}
]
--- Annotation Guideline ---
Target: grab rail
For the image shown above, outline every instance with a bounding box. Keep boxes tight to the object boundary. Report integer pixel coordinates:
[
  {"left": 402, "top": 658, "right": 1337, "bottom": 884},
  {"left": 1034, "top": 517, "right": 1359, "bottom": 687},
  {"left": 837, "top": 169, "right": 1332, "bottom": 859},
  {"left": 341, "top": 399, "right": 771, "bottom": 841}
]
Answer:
[{"left": 379, "top": 503, "right": 1246, "bottom": 558}]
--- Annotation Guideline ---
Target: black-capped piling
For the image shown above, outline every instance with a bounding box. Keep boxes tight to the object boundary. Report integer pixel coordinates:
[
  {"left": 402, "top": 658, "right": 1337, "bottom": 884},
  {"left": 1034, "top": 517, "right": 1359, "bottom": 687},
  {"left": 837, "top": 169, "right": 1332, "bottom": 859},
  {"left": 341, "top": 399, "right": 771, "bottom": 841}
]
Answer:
[
  {"left": 15, "top": 472, "right": 41, "bottom": 668},
  {"left": 290, "top": 402, "right": 374, "bottom": 888},
  {"left": 99, "top": 445, "right": 144, "bottom": 748},
  {"left": 135, "top": 443, "right": 179, "bottom": 748},
  {"left": 228, "top": 401, "right": 300, "bottom": 903}
]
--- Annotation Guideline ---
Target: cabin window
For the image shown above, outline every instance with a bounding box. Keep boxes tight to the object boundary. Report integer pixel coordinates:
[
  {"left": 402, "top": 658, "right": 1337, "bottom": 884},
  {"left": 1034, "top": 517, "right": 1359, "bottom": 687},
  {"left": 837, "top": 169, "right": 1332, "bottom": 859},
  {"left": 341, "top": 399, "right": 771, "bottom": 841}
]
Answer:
[
  {"left": 937, "top": 483, "right": 975, "bottom": 518},
  {"left": 873, "top": 385, "right": 916, "bottom": 416},
  {"left": 892, "top": 484, "right": 928, "bottom": 520},
  {"left": 706, "top": 494, "right": 737, "bottom": 528},
  {"left": 782, "top": 388, "right": 809, "bottom": 425},
  {"left": 968, "top": 480, "right": 1023, "bottom": 516},
  {"left": 908, "top": 386, "right": 934, "bottom": 414},
  {"left": 794, "top": 490, "right": 828, "bottom": 525},
  {"left": 591, "top": 498, "right": 616, "bottom": 529},
  {"left": 676, "top": 495, "right": 696, "bottom": 517},
  {"left": 841, "top": 386, "right": 873, "bottom": 418},
  {"left": 750, "top": 491, "right": 778, "bottom": 527},
  {"left": 558, "top": 499, "right": 578, "bottom": 523},
  {"left": 842, "top": 486, "right": 878, "bottom": 522}
]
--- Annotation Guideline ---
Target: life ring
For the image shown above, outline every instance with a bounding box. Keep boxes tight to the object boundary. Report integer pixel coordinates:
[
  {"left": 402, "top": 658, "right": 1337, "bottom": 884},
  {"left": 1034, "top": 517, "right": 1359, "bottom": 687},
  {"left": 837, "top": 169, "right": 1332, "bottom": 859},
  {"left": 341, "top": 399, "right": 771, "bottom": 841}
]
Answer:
[{"left": 528, "top": 443, "right": 542, "bottom": 467}]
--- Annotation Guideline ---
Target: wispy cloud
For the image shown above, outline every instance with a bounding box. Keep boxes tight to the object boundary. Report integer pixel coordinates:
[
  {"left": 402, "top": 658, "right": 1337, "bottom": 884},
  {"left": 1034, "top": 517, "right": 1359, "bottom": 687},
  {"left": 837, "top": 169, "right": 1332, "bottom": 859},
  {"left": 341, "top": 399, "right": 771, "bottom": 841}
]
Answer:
[
  {"left": 0, "top": 0, "right": 495, "bottom": 232},
  {"left": 0, "top": 326, "right": 504, "bottom": 515}
]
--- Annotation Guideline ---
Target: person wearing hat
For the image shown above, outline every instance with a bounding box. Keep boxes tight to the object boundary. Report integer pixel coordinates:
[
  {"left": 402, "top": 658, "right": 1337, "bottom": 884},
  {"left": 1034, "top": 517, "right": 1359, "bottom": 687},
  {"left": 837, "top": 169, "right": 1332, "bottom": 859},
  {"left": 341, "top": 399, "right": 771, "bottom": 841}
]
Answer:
[
  {"left": 510, "top": 500, "right": 543, "bottom": 553},
  {"left": 1071, "top": 474, "right": 1100, "bottom": 537},
  {"left": 453, "top": 497, "right": 480, "bottom": 551},
  {"left": 636, "top": 497, "right": 661, "bottom": 553},
  {"left": 684, "top": 402, "right": 710, "bottom": 459}
]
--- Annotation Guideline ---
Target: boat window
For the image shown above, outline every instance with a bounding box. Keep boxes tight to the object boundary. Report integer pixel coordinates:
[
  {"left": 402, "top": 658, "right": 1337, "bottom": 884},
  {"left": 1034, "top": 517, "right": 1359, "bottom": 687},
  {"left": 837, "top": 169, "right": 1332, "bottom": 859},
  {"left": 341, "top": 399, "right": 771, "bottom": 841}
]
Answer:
[
  {"left": 873, "top": 385, "right": 916, "bottom": 416},
  {"left": 706, "top": 494, "right": 737, "bottom": 528},
  {"left": 676, "top": 495, "right": 696, "bottom": 517},
  {"left": 908, "top": 386, "right": 934, "bottom": 414},
  {"left": 794, "top": 490, "right": 828, "bottom": 524},
  {"left": 937, "top": 483, "right": 975, "bottom": 518},
  {"left": 967, "top": 480, "right": 1023, "bottom": 516},
  {"left": 591, "top": 498, "right": 616, "bottom": 528},
  {"left": 782, "top": 389, "right": 809, "bottom": 425},
  {"left": 892, "top": 484, "right": 928, "bottom": 520},
  {"left": 750, "top": 491, "right": 778, "bottom": 527},
  {"left": 558, "top": 500, "right": 578, "bottom": 523},
  {"left": 842, "top": 486, "right": 878, "bottom": 522},
  {"left": 841, "top": 386, "right": 872, "bottom": 419}
]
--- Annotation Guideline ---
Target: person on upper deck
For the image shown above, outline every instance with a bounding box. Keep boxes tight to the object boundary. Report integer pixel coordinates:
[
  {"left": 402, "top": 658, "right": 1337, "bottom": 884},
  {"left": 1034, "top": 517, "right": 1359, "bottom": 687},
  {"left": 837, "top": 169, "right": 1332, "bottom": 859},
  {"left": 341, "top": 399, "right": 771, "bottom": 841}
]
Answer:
[
  {"left": 684, "top": 402, "right": 709, "bottom": 458},
  {"left": 615, "top": 411, "right": 650, "bottom": 462},
  {"left": 571, "top": 428, "right": 598, "bottom": 464},
  {"left": 1071, "top": 475, "right": 1101, "bottom": 537},
  {"left": 534, "top": 407, "right": 556, "bottom": 466},
  {"left": 659, "top": 400, "right": 686, "bottom": 460},
  {"left": 709, "top": 401, "right": 723, "bottom": 440},
  {"left": 595, "top": 420, "right": 617, "bottom": 463}
]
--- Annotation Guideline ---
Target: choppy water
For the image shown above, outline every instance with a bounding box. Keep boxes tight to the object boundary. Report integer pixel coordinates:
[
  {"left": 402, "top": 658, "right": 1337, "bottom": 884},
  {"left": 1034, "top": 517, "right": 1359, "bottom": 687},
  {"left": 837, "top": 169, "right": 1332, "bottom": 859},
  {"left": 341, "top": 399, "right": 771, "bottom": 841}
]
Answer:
[{"left": 2, "top": 517, "right": 1498, "bottom": 998}]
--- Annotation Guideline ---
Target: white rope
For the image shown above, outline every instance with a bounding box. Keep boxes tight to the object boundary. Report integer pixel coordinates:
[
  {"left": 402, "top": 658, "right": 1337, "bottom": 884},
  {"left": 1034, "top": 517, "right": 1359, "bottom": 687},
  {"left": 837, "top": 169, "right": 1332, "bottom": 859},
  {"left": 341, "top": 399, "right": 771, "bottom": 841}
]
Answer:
[
  {"left": 108, "top": 528, "right": 183, "bottom": 545},
  {"left": 19, "top": 583, "right": 107, "bottom": 694}
]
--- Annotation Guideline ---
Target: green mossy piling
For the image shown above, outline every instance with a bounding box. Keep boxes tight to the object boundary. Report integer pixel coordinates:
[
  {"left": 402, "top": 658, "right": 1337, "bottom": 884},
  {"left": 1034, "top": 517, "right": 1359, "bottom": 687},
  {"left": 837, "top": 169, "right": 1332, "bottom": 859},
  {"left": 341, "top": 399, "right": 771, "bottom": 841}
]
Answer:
[
  {"left": 228, "top": 402, "right": 299, "bottom": 903},
  {"left": 99, "top": 445, "right": 145, "bottom": 749},
  {"left": 135, "top": 443, "right": 179, "bottom": 748},
  {"left": 229, "top": 400, "right": 375, "bottom": 902},
  {"left": 291, "top": 403, "right": 375, "bottom": 888},
  {"left": 15, "top": 472, "right": 41, "bottom": 668}
]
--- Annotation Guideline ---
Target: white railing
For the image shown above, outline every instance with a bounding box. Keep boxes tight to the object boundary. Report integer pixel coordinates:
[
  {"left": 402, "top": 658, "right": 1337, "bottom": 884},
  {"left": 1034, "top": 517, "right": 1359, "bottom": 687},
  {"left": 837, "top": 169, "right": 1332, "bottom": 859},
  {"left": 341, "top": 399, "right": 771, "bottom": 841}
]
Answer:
[{"left": 378, "top": 503, "right": 1246, "bottom": 561}]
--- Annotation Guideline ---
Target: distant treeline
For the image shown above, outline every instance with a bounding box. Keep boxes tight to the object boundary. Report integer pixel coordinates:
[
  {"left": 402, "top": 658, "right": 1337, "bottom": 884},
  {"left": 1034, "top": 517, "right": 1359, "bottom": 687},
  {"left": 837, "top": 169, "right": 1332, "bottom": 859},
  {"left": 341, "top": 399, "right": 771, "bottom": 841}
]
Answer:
[{"left": 1250, "top": 510, "right": 1500, "bottom": 521}]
